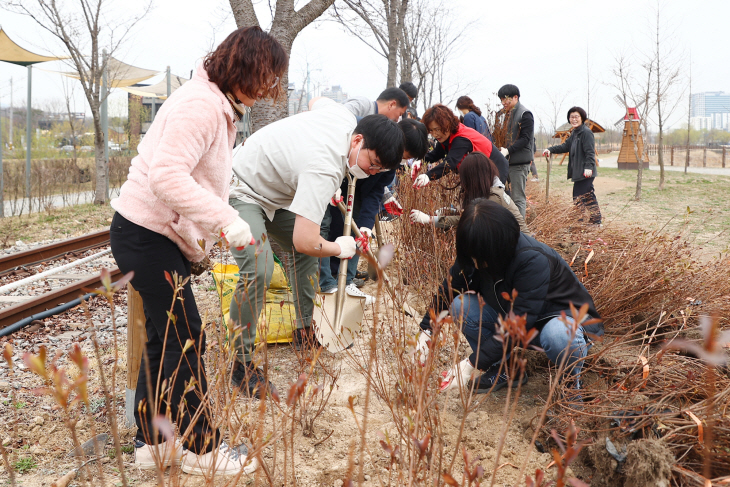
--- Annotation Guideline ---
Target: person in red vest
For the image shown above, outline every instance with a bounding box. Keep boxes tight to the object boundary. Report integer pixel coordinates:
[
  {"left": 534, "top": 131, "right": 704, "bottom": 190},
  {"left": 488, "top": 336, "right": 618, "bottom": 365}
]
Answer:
[{"left": 412, "top": 104, "right": 508, "bottom": 188}]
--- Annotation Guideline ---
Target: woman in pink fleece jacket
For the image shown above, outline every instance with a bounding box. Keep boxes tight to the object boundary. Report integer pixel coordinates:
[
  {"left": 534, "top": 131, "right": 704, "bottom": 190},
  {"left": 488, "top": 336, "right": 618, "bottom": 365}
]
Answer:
[{"left": 110, "top": 27, "right": 286, "bottom": 476}]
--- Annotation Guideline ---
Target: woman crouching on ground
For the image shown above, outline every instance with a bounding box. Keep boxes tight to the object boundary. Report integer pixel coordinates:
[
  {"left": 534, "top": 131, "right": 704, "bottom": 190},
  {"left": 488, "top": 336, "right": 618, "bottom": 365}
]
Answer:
[
  {"left": 110, "top": 27, "right": 287, "bottom": 476},
  {"left": 416, "top": 199, "right": 603, "bottom": 394},
  {"left": 409, "top": 151, "right": 527, "bottom": 232}
]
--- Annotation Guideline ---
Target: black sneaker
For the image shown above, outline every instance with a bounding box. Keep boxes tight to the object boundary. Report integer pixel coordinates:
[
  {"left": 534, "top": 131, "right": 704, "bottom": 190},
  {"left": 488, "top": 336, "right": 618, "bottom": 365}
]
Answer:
[
  {"left": 471, "top": 366, "right": 528, "bottom": 394},
  {"left": 291, "top": 327, "right": 318, "bottom": 352},
  {"left": 352, "top": 278, "right": 365, "bottom": 288},
  {"left": 231, "top": 362, "right": 276, "bottom": 400},
  {"left": 379, "top": 212, "right": 397, "bottom": 222},
  {"left": 355, "top": 270, "right": 369, "bottom": 280}
]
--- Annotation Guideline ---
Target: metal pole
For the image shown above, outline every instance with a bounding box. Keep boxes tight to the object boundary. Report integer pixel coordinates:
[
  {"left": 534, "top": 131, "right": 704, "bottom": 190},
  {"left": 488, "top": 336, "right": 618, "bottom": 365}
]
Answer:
[
  {"left": 101, "top": 49, "right": 109, "bottom": 199},
  {"left": 545, "top": 153, "right": 552, "bottom": 202},
  {"left": 25, "top": 65, "right": 32, "bottom": 203},
  {"left": 8, "top": 77, "right": 12, "bottom": 147},
  {"left": 166, "top": 66, "right": 171, "bottom": 98}
]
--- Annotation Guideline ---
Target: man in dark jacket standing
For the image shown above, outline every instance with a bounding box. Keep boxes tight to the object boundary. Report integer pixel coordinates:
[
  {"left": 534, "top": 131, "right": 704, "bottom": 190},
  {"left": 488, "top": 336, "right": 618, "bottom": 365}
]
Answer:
[{"left": 497, "top": 84, "right": 534, "bottom": 218}]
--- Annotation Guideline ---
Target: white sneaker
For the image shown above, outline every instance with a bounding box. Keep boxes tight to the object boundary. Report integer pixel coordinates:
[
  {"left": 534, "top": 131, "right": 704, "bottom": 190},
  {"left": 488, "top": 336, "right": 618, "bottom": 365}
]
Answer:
[
  {"left": 134, "top": 439, "right": 184, "bottom": 470},
  {"left": 320, "top": 286, "right": 338, "bottom": 294},
  {"left": 182, "top": 441, "right": 257, "bottom": 476},
  {"left": 345, "top": 283, "right": 375, "bottom": 305}
]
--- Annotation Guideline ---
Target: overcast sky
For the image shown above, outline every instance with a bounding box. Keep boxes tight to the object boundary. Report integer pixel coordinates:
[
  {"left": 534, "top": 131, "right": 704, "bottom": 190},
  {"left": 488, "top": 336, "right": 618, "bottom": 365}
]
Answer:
[{"left": 1, "top": 0, "right": 728, "bottom": 134}]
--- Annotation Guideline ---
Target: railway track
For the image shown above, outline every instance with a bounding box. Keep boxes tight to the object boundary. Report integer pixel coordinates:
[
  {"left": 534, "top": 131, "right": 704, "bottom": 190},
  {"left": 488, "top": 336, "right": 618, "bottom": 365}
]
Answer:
[{"left": 0, "top": 229, "right": 121, "bottom": 330}]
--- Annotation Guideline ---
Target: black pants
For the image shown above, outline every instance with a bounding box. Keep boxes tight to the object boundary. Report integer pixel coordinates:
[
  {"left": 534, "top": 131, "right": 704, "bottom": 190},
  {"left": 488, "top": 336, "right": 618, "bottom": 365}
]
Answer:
[
  {"left": 572, "top": 177, "right": 602, "bottom": 224},
  {"left": 110, "top": 213, "right": 218, "bottom": 453}
]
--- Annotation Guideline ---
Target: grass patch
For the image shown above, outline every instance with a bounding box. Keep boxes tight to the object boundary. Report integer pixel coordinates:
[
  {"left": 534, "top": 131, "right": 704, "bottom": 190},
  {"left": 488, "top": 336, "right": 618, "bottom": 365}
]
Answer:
[
  {"left": 12, "top": 457, "right": 37, "bottom": 474},
  {"left": 533, "top": 160, "right": 730, "bottom": 255},
  {"left": 0, "top": 203, "right": 115, "bottom": 249}
]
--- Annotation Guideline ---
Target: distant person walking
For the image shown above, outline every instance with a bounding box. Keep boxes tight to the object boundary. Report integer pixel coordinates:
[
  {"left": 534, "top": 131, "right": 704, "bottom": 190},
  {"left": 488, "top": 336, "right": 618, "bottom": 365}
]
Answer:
[
  {"left": 543, "top": 106, "right": 602, "bottom": 225},
  {"left": 110, "top": 27, "right": 287, "bottom": 476},
  {"left": 456, "top": 96, "right": 492, "bottom": 142}
]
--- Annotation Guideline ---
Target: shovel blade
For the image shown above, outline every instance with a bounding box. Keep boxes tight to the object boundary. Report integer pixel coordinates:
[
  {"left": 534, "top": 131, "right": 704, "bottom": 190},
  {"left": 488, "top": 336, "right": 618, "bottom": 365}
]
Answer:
[{"left": 313, "top": 292, "right": 365, "bottom": 353}]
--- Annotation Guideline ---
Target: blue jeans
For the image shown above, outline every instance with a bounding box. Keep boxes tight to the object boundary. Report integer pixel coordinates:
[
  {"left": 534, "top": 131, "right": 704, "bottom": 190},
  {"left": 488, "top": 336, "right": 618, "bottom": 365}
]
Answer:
[{"left": 450, "top": 294, "right": 589, "bottom": 376}]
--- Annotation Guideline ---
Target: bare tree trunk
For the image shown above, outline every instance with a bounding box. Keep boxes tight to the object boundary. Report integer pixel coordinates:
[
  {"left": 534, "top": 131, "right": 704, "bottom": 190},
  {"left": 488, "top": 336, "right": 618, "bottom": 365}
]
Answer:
[{"left": 230, "top": 0, "right": 335, "bottom": 131}]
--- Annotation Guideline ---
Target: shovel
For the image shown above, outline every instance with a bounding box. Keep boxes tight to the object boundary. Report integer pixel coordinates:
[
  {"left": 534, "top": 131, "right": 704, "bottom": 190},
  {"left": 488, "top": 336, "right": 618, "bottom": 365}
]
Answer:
[
  {"left": 336, "top": 201, "right": 418, "bottom": 318},
  {"left": 313, "top": 173, "right": 365, "bottom": 353}
]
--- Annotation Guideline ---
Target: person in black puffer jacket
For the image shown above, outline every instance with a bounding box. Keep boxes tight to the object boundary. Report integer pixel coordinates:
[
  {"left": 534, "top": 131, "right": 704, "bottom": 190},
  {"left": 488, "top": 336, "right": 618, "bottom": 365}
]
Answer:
[
  {"left": 417, "top": 199, "right": 603, "bottom": 393},
  {"left": 544, "top": 106, "right": 602, "bottom": 225}
]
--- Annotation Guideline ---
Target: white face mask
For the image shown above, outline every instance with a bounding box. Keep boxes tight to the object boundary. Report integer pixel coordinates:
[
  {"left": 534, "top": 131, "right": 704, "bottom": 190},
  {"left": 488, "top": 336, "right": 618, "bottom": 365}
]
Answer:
[{"left": 348, "top": 141, "right": 370, "bottom": 179}]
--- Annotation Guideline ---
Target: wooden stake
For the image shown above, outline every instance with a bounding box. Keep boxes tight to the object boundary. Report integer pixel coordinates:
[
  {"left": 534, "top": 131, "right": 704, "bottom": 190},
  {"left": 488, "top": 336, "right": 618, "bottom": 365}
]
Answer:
[
  {"left": 125, "top": 283, "right": 146, "bottom": 427},
  {"left": 546, "top": 154, "right": 552, "bottom": 203}
]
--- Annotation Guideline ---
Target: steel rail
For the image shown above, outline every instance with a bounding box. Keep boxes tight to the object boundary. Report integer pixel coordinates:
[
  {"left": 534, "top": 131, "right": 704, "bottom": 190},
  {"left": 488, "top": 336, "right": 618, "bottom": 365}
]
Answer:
[
  {"left": 0, "top": 229, "right": 111, "bottom": 276},
  {"left": 0, "top": 266, "right": 122, "bottom": 330}
]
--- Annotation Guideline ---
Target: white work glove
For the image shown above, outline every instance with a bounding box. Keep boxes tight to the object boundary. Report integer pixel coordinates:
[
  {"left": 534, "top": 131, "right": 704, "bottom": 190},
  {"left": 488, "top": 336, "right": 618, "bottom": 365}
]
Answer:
[
  {"left": 383, "top": 196, "right": 403, "bottom": 216},
  {"left": 542, "top": 149, "right": 551, "bottom": 158},
  {"left": 415, "top": 330, "right": 431, "bottom": 364},
  {"left": 358, "top": 226, "right": 372, "bottom": 238},
  {"left": 409, "top": 210, "right": 432, "bottom": 225},
  {"left": 221, "top": 217, "right": 255, "bottom": 250},
  {"left": 335, "top": 236, "right": 357, "bottom": 259},
  {"left": 500, "top": 147, "right": 509, "bottom": 157},
  {"left": 440, "top": 358, "right": 476, "bottom": 392},
  {"left": 410, "top": 160, "right": 422, "bottom": 180},
  {"left": 413, "top": 174, "right": 430, "bottom": 189},
  {"left": 584, "top": 169, "right": 593, "bottom": 178},
  {"left": 330, "top": 188, "right": 343, "bottom": 206}
]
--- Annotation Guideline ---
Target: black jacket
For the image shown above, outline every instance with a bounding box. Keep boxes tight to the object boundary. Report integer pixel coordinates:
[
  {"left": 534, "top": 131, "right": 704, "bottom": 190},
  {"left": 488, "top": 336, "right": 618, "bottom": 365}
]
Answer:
[
  {"left": 419, "top": 233, "right": 603, "bottom": 369},
  {"left": 548, "top": 124, "right": 597, "bottom": 182},
  {"left": 424, "top": 138, "right": 509, "bottom": 187}
]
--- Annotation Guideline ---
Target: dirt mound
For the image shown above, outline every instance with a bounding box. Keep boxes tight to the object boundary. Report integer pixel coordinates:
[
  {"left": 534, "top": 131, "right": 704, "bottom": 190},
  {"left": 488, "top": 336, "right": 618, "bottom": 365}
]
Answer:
[{"left": 590, "top": 437, "right": 673, "bottom": 487}]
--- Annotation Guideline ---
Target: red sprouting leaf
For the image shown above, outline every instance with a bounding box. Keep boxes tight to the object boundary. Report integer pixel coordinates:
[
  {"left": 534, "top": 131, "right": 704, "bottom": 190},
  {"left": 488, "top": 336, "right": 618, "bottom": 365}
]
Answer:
[
  {"left": 286, "top": 373, "right": 308, "bottom": 407},
  {"left": 441, "top": 473, "right": 459, "bottom": 486},
  {"left": 164, "top": 270, "right": 173, "bottom": 287}
]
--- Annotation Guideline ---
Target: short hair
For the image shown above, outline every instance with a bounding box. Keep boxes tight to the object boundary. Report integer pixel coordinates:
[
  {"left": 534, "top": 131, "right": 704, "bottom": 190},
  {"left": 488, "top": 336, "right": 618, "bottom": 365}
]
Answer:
[
  {"left": 421, "top": 104, "right": 460, "bottom": 136},
  {"left": 398, "top": 118, "right": 428, "bottom": 160},
  {"left": 204, "top": 26, "right": 288, "bottom": 102},
  {"left": 377, "top": 87, "right": 410, "bottom": 108},
  {"left": 497, "top": 84, "right": 521, "bottom": 99},
  {"left": 354, "top": 115, "right": 404, "bottom": 169},
  {"left": 567, "top": 106, "right": 588, "bottom": 124},
  {"left": 458, "top": 152, "right": 499, "bottom": 207},
  {"left": 399, "top": 81, "right": 418, "bottom": 100},
  {"left": 455, "top": 96, "right": 482, "bottom": 117},
  {"left": 456, "top": 199, "right": 520, "bottom": 279}
]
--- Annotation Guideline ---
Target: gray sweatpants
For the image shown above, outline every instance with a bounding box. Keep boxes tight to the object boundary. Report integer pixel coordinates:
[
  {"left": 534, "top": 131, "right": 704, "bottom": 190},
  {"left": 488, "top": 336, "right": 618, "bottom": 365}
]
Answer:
[{"left": 508, "top": 164, "right": 530, "bottom": 217}]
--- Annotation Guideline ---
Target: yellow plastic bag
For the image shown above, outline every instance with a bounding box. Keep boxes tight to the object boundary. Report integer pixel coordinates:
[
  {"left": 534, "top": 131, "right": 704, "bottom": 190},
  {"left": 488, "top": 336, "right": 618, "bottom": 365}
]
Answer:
[{"left": 211, "top": 262, "right": 297, "bottom": 344}]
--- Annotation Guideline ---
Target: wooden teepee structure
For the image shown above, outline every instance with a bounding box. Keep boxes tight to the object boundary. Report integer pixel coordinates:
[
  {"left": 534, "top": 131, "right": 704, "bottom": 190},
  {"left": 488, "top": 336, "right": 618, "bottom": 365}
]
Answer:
[{"left": 616, "top": 107, "right": 649, "bottom": 170}]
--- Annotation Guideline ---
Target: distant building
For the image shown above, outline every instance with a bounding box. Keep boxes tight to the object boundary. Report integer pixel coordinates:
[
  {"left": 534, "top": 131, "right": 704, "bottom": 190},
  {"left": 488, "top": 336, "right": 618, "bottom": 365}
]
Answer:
[
  {"left": 691, "top": 92, "right": 730, "bottom": 131},
  {"left": 321, "top": 85, "right": 348, "bottom": 103}
]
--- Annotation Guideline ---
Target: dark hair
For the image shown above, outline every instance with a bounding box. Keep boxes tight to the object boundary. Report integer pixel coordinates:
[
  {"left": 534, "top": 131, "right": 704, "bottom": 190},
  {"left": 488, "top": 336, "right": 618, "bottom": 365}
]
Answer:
[
  {"left": 456, "top": 199, "right": 520, "bottom": 279},
  {"left": 406, "top": 106, "right": 419, "bottom": 121},
  {"left": 399, "top": 81, "right": 418, "bottom": 100},
  {"left": 421, "top": 104, "right": 460, "bottom": 136},
  {"left": 497, "top": 84, "right": 520, "bottom": 99},
  {"left": 377, "top": 87, "right": 410, "bottom": 107},
  {"left": 354, "top": 115, "right": 404, "bottom": 169},
  {"left": 567, "top": 106, "right": 588, "bottom": 124},
  {"left": 204, "top": 26, "right": 288, "bottom": 102},
  {"left": 455, "top": 96, "right": 482, "bottom": 117},
  {"left": 458, "top": 152, "right": 499, "bottom": 207},
  {"left": 398, "top": 119, "right": 428, "bottom": 160}
]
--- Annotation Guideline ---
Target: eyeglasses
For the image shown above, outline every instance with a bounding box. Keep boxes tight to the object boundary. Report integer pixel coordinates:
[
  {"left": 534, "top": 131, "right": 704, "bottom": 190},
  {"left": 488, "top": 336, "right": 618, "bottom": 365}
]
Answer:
[
  {"left": 364, "top": 148, "right": 388, "bottom": 173},
  {"left": 569, "top": 114, "right": 582, "bottom": 120}
]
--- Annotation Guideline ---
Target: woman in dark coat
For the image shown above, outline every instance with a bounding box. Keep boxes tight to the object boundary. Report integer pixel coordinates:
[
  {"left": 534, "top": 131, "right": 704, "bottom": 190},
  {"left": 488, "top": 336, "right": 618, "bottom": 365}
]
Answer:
[
  {"left": 416, "top": 199, "right": 603, "bottom": 393},
  {"left": 456, "top": 95, "right": 492, "bottom": 142},
  {"left": 543, "top": 106, "right": 602, "bottom": 225}
]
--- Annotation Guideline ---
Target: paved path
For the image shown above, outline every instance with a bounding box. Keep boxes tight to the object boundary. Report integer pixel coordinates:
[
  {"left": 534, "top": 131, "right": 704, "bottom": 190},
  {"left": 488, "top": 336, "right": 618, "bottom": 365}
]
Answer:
[{"left": 596, "top": 154, "right": 730, "bottom": 176}]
